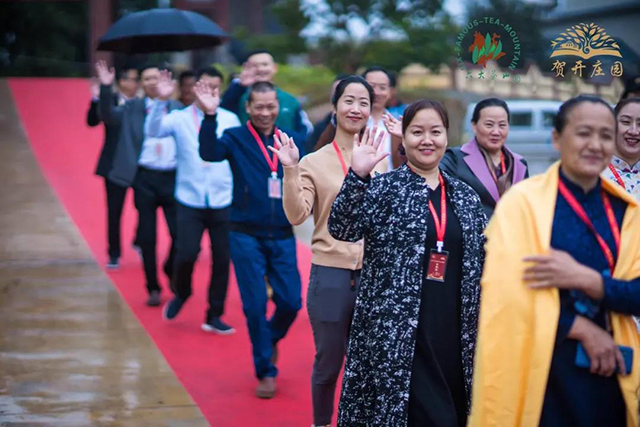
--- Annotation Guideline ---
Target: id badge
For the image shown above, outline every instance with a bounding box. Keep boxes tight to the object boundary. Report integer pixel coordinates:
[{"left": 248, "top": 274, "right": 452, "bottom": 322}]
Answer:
[
  {"left": 426, "top": 249, "right": 448, "bottom": 282},
  {"left": 268, "top": 174, "right": 282, "bottom": 199}
]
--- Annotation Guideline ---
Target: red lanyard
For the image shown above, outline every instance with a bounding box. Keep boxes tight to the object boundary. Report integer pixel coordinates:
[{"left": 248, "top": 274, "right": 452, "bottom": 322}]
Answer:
[
  {"left": 247, "top": 121, "right": 279, "bottom": 174},
  {"left": 428, "top": 173, "right": 447, "bottom": 252},
  {"left": 332, "top": 140, "right": 348, "bottom": 176},
  {"left": 499, "top": 152, "right": 506, "bottom": 175},
  {"left": 558, "top": 180, "right": 621, "bottom": 273},
  {"left": 191, "top": 105, "right": 201, "bottom": 132},
  {"left": 608, "top": 164, "right": 626, "bottom": 190}
]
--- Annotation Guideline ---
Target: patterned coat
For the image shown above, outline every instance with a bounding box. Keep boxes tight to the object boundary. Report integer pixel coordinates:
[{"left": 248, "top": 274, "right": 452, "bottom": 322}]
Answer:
[{"left": 328, "top": 164, "right": 488, "bottom": 427}]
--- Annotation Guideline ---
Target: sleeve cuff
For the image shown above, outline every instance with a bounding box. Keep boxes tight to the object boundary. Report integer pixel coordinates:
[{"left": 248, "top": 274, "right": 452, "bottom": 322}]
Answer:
[
  {"left": 557, "top": 310, "right": 577, "bottom": 343},
  {"left": 349, "top": 168, "right": 371, "bottom": 184}
]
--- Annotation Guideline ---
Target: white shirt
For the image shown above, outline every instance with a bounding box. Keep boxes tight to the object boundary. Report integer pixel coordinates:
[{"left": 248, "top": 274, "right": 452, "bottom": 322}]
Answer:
[
  {"left": 139, "top": 98, "right": 178, "bottom": 170},
  {"left": 145, "top": 102, "right": 240, "bottom": 209},
  {"left": 368, "top": 110, "right": 393, "bottom": 171}
]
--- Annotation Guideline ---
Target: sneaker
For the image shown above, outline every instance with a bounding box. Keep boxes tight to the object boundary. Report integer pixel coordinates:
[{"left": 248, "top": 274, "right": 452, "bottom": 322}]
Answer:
[
  {"left": 106, "top": 256, "right": 119, "bottom": 269},
  {"left": 255, "top": 377, "right": 277, "bottom": 399},
  {"left": 146, "top": 290, "right": 161, "bottom": 307},
  {"left": 201, "top": 317, "right": 236, "bottom": 335},
  {"left": 163, "top": 297, "right": 186, "bottom": 320}
]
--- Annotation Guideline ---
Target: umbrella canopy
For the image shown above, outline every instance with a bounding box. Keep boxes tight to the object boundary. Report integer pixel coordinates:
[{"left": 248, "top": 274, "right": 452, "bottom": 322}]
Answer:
[{"left": 97, "top": 8, "right": 229, "bottom": 53}]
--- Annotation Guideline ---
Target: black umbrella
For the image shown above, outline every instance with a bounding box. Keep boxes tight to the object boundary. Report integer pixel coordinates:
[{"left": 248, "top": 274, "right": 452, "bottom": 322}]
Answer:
[{"left": 97, "top": 8, "right": 229, "bottom": 54}]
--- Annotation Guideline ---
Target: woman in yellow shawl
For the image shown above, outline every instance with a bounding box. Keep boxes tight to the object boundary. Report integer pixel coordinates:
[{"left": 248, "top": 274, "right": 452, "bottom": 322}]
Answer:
[{"left": 470, "top": 95, "right": 640, "bottom": 427}]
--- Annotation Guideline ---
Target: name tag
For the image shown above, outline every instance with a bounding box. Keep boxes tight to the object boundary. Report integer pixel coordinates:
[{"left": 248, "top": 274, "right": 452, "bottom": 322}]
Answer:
[
  {"left": 268, "top": 175, "right": 282, "bottom": 199},
  {"left": 426, "top": 249, "right": 448, "bottom": 282}
]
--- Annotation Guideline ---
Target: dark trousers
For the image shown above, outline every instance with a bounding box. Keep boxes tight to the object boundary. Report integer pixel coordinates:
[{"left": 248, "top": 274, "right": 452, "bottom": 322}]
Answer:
[
  {"left": 104, "top": 178, "right": 128, "bottom": 259},
  {"left": 132, "top": 167, "right": 178, "bottom": 293},
  {"left": 172, "top": 202, "right": 231, "bottom": 321},
  {"left": 307, "top": 264, "right": 360, "bottom": 426},
  {"left": 229, "top": 231, "right": 302, "bottom": 379}
]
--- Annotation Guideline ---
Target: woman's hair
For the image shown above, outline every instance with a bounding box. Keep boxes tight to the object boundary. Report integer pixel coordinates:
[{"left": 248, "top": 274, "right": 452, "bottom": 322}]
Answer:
[
  {"left": 553, "top": 95, "right": 614, "bottom": 133},
  {"left": 398, "top": 99, "right": 449, "bottom": 156},
  {"left": 614, "top": 97, "right": 640, "bottom": 117},
  {"left": 314, "top": 76, "right": 375, "bottom": 151},
  {"left": 401, "top": 99, "right": 449, "bottom": 133},
  {"left": 471, "top": 97, "right": 510, "bottom": 124}
]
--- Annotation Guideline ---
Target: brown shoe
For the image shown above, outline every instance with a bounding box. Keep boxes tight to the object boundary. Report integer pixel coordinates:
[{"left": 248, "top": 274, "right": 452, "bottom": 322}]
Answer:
[
  {"left": 255, "top": 377, "right": 277, "bottom": 399},
  {"left": 270, "top": 344, "right": 278, "bottom": 365},
  {"left": 146, "top": 290, "right": 161, "bottom": 307}
]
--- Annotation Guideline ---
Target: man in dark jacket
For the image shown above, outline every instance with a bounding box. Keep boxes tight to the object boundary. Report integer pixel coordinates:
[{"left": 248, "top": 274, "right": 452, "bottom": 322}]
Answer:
[
  {"left": 220, "top": 50, "right": 312, "bottom": 136},
  {"left": 86, "top": 66, "right": 139, "bottom": 269},
  {"left": 96, "top": 60, "right": 182, "bottom": 307},
  {"left": 197, "top": 80, "right": 304, "bottom": 400}
]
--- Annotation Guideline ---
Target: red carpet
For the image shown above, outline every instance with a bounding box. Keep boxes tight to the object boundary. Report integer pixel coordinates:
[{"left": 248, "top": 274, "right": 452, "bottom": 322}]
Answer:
[{"left": 9, "top": 78, "right": 321, "bottom": 426}]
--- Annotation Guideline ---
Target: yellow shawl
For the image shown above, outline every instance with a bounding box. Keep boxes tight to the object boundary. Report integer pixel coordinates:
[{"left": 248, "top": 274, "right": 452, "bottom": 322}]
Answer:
[{"left": 469, "top": 162, "right": 640, "bottom": 427}]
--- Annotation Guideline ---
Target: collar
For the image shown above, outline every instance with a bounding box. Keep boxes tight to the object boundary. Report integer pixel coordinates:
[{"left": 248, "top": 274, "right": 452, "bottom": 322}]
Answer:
[
  {"left": 559, "top": 167, "right": 601, "bottom": 198},
  {"left": 611, "top": 154, "right": 640, "bottom": 173},
  {"left": 145, "top": 97, "right": 154, "bottom": 109}
]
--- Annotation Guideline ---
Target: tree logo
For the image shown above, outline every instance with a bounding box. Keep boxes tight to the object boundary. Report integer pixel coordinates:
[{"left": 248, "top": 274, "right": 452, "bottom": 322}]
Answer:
[
  {"left": 548, "top": 23, "right": 624, "bottom": 79},
  {"left": 455, "top": 17, "right": 521, "bottom": 82},
  {"left": 550, "top": 23, "right": 621, "bottom": 60}
]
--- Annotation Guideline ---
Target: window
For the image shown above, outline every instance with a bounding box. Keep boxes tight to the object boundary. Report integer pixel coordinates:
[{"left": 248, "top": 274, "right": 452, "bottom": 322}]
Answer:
[
  {"left": 542, "top": 111, "right": 556, "bottom": 129},
  {"left": 510, "top": 112, "right": 532, "bottom": 127}
]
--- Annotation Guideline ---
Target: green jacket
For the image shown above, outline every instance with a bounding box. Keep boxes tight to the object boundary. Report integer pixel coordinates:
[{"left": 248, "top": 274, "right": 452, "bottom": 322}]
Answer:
[{"left": 220, "top": 81, "right": 307, "bottom": 134}]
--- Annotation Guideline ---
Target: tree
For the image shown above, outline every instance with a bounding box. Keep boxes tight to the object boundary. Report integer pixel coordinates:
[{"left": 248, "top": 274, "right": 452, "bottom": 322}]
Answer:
[
  {"left": 233, "top": 0, "right": 310, "bottom": 63},
  {"left": 305, "top": 0, "right": 456, "bottom": 73},
  {"left": 0, "top": 2, "right": 87, "bottom": 77}
]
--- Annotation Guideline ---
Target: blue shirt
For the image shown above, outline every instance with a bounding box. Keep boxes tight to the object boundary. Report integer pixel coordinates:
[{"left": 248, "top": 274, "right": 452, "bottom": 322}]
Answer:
[
  {"left": 146, "top": 102, "right": 240, "bottom": 209},
  {"left": 540, "top": 169, "right": 640, "bottom": 426},
  {"left": 138, "top": 98, "right": 178, "bottom": 170}
]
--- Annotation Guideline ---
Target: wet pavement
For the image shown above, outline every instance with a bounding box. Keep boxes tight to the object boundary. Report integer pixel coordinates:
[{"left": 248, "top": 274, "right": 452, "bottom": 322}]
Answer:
[{"left": 0, "top": 81, "right": 208, "bottom": 426}]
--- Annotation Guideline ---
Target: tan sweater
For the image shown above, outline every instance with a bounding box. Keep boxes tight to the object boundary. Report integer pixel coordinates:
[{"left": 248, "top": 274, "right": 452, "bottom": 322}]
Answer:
[{"left": 283, "top": 142, "right": 387, "bottom": 270}]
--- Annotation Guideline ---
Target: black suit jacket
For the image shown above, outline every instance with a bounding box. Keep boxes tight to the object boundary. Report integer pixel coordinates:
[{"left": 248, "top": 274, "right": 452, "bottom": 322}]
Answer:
[
  {"left": 440, "top": 146, "right": 529, "bottom": 218},
  {"left": 86, "top": 94, "right": 121, "bottom": 178},
  {"left": 100, "top": 85, "right": 182, "bottom": 187}
]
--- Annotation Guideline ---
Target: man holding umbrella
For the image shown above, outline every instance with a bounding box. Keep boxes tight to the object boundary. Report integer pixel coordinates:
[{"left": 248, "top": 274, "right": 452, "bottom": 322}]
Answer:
[{"left": 96, "top": 60, "right": 182, "bottom": 307}]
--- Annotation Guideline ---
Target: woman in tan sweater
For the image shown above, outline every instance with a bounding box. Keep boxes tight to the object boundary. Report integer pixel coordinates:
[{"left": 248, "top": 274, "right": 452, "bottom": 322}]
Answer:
[{"left": 268, "top": 76, "right": 388, "bottom": 427}]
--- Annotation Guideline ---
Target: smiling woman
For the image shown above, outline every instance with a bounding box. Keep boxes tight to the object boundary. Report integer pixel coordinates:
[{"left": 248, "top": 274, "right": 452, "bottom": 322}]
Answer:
[
  {"left": 470, "top": 95, "right": 640, "bottom": 427},
  {"left": 440, "top": 97, "right": 529, "bottom": 218},
  {"left": 327, "top": 99, "right": 488, "bottom": 427},
  {"left": 604, "top": 98, "right": 640, "bottom": 200}
]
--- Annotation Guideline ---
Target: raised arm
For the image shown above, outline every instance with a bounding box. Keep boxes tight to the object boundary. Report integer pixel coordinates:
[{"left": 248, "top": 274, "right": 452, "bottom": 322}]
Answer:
[
  {"left": 196, "top": 81, "right": 230, "bottom": 162},
  {"left": 328, "top": 128, "right": 388, "bottom": 242},
  {"left": 220, "top": 62, "right": 255, "bottom": 115},
  {"left": 96, "top": 61, "right": 123, "bottom": 126},
  {"left": 145, "top": 70, "right": 178, "bottom": 139},
  {"left": 268, "top": 131, "right": 315, "bottom": 225},
  {"left": 86, "top": 80, "right": 101, "bottom": 127}
]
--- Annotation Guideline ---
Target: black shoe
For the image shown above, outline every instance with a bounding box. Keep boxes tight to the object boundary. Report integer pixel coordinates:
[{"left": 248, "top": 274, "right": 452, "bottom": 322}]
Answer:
[
  {"left": 201, "top": 317, "right": 236, "bottom": 335},
  {"left": 163, "top": 296, "right": 186, "bottom": 320},
  {"left": 106, "top": 256, "right": 119, "bottom": 269},
  {"left": 146, "top": 290, "right": 161, "bottom": 307}
]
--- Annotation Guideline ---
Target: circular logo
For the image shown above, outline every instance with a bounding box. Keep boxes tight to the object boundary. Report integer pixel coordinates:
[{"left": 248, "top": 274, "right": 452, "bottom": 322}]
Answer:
[{"left": 454, "top": 17, "right": 521, "bottom": 73}]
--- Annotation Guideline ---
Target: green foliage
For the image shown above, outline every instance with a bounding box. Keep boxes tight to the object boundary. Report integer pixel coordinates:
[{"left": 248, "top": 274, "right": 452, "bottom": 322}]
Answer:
[
  {"left": 0, "top": 2, "right": 87, "bottom": 76},
  {"left": 272, "top": 64, "right": 336, "bottom": 104},
  {"left": 234, "top": 0, "right": 310, "bottom": 63},
  {"left": 307, "top": 0, "right": 455, "bottom": 74}
]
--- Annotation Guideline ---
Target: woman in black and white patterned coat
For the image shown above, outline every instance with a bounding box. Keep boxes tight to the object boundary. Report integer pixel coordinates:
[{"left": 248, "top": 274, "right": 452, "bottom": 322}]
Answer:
[{"left": 328, "top": 100, "right": 488, "bottom": 427}]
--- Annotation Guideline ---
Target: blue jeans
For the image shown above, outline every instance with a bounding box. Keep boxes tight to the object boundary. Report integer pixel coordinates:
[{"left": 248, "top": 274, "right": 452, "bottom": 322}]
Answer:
[{"left": 229, "top": 231, "right": 302, "bottom": 379}]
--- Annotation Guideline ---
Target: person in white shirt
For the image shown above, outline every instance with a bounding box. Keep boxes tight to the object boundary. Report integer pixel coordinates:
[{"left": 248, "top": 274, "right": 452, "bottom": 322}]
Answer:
[
  {"left": 146, "top": 67, "right": 240, "bottom": 334},
  {"left": 363, "top": 66, "right": 397, "bottom": 170}
]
